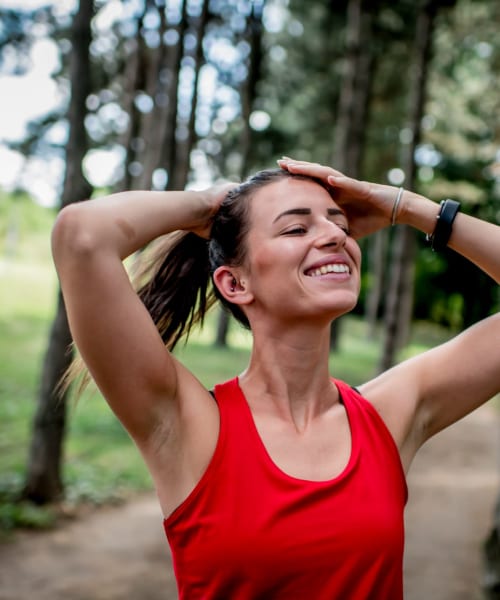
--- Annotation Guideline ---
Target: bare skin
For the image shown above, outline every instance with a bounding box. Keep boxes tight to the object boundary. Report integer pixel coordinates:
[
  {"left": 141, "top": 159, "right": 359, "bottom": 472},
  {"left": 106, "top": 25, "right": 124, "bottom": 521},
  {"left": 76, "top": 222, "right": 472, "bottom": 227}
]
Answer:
[{"left": 52, "top": 160, "right": 500, "bottom": 519}]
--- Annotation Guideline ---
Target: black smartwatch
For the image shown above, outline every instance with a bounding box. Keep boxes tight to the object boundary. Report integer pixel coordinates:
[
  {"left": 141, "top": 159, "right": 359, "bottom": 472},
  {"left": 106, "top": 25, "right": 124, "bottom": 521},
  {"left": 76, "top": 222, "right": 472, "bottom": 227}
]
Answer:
[{"left": 426, "top": 199, "right": 461, "bottom": 252}]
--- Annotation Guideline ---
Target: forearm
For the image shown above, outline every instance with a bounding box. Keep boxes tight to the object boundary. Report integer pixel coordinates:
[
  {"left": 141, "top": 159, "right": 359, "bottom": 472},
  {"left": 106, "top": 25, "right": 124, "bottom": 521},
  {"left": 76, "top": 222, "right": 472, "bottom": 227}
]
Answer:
[
  {"left": 399, "top": 191, "right": 500, "bottom": 283},
  {"left": 52, "top": 189, "right": 210, "bottom": 261}
]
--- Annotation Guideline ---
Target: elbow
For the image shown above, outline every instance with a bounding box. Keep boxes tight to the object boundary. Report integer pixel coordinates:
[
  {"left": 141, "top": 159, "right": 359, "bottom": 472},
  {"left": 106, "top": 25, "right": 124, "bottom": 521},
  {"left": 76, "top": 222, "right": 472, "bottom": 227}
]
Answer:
[{"left": 52, "top": 203, "right": 98, "bottom": 266}]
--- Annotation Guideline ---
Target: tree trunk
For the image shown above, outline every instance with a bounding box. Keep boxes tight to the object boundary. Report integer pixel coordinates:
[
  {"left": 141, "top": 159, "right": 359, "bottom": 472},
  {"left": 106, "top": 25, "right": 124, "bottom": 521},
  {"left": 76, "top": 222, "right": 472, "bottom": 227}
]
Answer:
[
  {"left": 239, "top": 0, "right": 264, "bottom": 176},
  {"left": 162, "top": 0, "right": 189, "bottom": 190},
  {"left": 22, "top": 0, "right": 94, "bottom": 504},
  {"left": 379, "top": 0, "right": 437, "bottom": 372},
  {"left": 115, "top": 3, "right": 149, "bottom": 192},
  {"left": 171, "top": 0, "right": 210, "bottom": 191},
  {"left": 329, "top": 0, "right": 375, "bottom": 350},
  {"left": 483, "top": 495, "right": 500, "bottom": 599},
  {"left": 214, "top": 0, "right": 264, "bottom": 347},
  {"left": 215, "top": 310, "right": 231, "bottom": 347},
  {"left": 365, "top": 228, "right": 388, "bottom": 338},
  {"left": 22, "top": 293, "right": 73, "bottom": 503},
  {"left": 137, "top": 0, "right": 168, "bottom": 191}
]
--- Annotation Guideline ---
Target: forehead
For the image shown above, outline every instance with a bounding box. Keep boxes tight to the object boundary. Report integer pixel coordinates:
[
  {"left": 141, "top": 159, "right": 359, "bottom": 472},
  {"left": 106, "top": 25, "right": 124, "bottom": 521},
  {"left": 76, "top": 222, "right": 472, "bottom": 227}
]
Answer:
[{"left": 249, "top": 178, "right": 341, "bottom": 224}]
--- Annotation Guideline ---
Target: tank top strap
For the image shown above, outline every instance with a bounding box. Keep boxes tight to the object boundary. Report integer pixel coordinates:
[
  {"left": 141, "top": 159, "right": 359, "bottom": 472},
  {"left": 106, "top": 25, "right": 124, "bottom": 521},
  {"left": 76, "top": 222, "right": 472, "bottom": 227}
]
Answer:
[
  {"left": 212, "top": 377, "right": 259, "bottom": 454},
  {"left": 213, "top": 376, "right": 248, "bottom": 425},
  {"left": 334, "top": 378, "right": 408, "bottom": 503}
]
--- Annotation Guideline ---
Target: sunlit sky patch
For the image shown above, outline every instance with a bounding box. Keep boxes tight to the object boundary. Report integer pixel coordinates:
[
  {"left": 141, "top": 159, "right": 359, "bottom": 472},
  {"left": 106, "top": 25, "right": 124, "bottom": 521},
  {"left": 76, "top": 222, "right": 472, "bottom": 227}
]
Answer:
[{"left": 0, "top": 0, "right": 278, "bottom": 205}]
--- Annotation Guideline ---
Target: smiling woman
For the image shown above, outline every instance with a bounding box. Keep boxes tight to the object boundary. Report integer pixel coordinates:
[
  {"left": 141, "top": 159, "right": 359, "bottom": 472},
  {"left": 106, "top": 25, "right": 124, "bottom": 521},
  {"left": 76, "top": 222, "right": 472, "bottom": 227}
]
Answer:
[{"left": 51, "top": 158, "right": 500, "bottom": 599}]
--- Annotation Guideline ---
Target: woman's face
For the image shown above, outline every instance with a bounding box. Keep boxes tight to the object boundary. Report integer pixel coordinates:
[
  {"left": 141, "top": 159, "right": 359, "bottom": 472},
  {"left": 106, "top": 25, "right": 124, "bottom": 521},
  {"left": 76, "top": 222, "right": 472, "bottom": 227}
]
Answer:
[{"left": 241, "top": 177, "right": 362, "bottom": 326}]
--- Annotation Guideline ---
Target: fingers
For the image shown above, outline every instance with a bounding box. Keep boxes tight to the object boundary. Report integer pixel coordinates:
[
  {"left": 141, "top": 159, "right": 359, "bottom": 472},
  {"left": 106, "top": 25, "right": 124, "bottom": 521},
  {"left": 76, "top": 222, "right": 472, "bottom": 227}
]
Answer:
[
  {"left": 326, "top": 174, "right": 365, "bottom": 196},
  {"left": 277, "top": 157, "right": 345, "bottom": 179},
  {"left": 276, "top": 158, "right": 368, "bottom": 203}
]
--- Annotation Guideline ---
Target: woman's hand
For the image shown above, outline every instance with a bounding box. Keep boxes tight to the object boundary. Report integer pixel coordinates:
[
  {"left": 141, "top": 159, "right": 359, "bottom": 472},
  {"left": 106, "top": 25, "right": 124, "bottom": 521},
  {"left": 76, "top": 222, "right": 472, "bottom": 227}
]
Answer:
[
  {"left": 190, "top": 181, "right": 239, "bottom": 239},
  {"left": 277, "top": 158, "right": 402, "bottom": 239}
]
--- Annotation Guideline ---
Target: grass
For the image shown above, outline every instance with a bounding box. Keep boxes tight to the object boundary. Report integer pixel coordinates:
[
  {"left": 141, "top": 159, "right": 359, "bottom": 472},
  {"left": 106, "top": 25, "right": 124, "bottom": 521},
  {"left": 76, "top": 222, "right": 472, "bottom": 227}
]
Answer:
[{"left": 0, "top": 192, "right": 453, "bottom": 533}]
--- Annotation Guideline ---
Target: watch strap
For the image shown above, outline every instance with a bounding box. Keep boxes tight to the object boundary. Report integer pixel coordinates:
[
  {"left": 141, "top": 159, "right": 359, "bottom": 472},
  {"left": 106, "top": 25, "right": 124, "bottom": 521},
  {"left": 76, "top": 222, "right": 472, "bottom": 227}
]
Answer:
[{"left": 426, "top": 199, "right": 461, "bottom": 252}]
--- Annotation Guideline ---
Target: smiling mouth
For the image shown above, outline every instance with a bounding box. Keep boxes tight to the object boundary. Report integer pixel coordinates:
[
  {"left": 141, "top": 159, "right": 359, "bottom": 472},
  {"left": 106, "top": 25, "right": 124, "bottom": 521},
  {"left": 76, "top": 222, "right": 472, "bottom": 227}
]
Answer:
[{"left": 305, "top": 263, "right": 350, "bottom": 277}]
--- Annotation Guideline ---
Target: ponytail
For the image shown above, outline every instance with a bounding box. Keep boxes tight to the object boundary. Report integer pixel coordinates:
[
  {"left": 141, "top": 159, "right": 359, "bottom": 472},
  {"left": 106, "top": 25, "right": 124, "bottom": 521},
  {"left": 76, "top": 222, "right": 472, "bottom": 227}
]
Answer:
[{"left": 135, "top": 231, "right": 216, "bottom": 350}]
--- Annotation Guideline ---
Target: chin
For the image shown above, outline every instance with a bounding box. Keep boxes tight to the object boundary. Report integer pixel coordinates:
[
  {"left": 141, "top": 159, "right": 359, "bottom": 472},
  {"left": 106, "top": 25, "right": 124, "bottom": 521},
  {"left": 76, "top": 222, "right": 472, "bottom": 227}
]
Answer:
[{"left": 326, "top": 297, "right": 359, "bottom": 320}]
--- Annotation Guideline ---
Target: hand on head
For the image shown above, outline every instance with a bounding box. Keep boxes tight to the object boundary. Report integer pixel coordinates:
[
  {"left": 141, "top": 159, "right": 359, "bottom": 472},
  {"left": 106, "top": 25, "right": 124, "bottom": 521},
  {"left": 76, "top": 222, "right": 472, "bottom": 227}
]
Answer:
[
  {"left": 190, "top": 180, "right": 240, "bottom": 239},
  {"left": 277, "top": 157, "right": 404, "bottom": 239}
]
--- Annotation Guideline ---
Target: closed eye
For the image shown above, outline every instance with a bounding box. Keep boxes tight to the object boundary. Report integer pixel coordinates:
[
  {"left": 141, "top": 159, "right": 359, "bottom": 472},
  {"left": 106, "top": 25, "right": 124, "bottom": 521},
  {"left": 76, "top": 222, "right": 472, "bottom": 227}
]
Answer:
[
  {"left": 336, "top": 224, "right": 351, "bottom": 236},
  {"left": 283, "top": 226, "right": 307, "bottom": 235}
]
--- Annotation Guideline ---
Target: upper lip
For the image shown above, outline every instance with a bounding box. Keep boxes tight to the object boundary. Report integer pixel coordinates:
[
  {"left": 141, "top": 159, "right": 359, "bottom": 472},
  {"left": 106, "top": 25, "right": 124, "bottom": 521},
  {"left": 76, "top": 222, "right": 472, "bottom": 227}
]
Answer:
[{"left": 304, "top": 255, "right": 352, "bottom": 275}]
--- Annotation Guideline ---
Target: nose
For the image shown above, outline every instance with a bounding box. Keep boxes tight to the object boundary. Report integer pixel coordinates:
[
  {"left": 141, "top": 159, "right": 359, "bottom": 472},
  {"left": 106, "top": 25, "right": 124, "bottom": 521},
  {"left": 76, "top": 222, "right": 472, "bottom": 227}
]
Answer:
[{"left": 314, "top": 219, "right": 347, "bottom": 249}]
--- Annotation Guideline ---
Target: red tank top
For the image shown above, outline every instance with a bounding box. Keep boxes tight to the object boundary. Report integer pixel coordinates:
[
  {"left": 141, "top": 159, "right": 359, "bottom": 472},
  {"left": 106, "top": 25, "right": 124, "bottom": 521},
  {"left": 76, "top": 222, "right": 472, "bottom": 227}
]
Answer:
[{"left": 163, "top": 377, "right": 407, "bottom": 599}]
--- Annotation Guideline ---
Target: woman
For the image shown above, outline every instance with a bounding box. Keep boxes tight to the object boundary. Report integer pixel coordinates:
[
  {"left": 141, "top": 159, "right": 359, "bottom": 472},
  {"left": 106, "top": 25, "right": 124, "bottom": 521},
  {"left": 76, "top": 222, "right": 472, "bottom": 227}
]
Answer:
[{"left": 52, "top": 158, "right": 500, "bottom": 599}]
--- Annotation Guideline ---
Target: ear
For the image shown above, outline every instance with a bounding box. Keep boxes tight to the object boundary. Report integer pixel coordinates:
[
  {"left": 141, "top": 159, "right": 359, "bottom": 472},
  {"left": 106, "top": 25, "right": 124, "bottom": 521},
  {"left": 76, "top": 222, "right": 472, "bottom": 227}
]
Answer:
[{"left": 213, "top": 266, "right": 253, "bottom": 305}]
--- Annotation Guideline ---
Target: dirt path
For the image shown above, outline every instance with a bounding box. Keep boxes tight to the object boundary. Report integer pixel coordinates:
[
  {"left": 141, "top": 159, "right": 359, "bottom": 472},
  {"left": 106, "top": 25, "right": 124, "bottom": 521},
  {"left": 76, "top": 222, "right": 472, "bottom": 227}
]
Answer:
[{"left": 0, "top": 404, "right": 499, "bottom": 600}]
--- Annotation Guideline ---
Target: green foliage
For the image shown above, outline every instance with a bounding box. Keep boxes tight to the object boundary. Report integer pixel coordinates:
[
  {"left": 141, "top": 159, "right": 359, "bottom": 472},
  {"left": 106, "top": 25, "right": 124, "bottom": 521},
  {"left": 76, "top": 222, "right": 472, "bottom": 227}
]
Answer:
[
  {"left": 0, "top": 475, "right": 56, "bottom": 535},
  {"left": 0, "top": 191, "right": 56, "bottom": 264}
]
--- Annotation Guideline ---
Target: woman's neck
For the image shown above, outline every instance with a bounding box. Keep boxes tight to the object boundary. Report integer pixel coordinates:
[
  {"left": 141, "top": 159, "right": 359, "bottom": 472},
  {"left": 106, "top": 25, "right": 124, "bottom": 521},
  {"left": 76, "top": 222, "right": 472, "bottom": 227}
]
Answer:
[{"left": 239, "top": 322, "right": 339, "bottom": 431}]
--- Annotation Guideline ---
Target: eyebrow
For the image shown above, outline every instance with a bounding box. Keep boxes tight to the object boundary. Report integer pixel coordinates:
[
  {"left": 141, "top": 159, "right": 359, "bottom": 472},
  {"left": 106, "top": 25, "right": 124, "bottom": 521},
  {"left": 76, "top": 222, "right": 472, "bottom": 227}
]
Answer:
[{"left": 273, "top": 207, "right": 346, "bottom": 223}]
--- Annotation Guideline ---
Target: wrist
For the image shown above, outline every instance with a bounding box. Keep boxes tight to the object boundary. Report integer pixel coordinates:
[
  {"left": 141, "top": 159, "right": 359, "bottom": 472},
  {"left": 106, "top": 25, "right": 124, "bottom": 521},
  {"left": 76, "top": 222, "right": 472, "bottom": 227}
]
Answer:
[
  {"left": 183, "top": 189, "right": 219, "bottom": 237},
  {"left": 397, "top": 190, "right": 439, "bottom": 234}
]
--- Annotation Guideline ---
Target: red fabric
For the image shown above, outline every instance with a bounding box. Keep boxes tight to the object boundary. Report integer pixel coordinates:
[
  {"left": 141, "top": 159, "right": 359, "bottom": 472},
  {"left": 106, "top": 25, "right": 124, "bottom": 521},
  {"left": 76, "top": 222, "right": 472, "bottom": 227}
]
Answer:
[{"left": 163, "top": 377, "right": 407, "bottom": 599}]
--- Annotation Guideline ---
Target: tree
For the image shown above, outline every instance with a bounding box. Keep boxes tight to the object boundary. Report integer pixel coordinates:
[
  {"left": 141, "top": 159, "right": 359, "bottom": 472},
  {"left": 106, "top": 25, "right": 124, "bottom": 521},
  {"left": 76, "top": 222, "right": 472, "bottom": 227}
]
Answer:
[
  {"left": 170, "top": 0, "right": 211, "bottom": 191},
  {"left": 115, "top": 2, "right": 151, "bottom": 192},
  {"left": 215, "top": 0, "right": 265, "bottom": 347},
  {"left": 328, "top": 0, "right": 377, "bottom": 350},
  {"left": 22, "top": 0, "right": 94, "bottom": 504},
  {"left": 378, "top": 0, "right": 446, "bottom": 372}
]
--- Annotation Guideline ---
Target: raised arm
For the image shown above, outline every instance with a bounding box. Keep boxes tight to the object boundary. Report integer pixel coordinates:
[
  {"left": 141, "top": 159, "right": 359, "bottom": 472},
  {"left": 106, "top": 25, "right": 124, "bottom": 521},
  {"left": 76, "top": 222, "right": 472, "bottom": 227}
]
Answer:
[
  {"left": 278, "top": 158, "right": 500, "bottom": 466},
  {"left": 379, "top": 191, "right": 499, "bottom": 450},
  {"left": 52, "top": 185, "right": 231, "bottom": 442}
]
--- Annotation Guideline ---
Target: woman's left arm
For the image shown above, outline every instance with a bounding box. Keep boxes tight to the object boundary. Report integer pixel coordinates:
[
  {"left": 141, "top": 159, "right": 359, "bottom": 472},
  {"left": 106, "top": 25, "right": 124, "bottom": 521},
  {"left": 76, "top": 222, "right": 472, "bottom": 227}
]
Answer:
[
  {"left": 381, "top": 190, "right": 500, "bottom": 444},
  {"left": 359, "top": 184, "right": 500, "bottom": 445}
]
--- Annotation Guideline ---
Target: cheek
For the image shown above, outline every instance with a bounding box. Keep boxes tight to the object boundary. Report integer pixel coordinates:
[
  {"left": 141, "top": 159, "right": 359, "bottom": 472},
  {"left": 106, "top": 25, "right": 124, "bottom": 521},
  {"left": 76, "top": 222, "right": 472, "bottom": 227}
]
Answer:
[
  {"left": 250, "top": 239, "right": 302, "bottom": 279},
  {"left": 348, "top": 240, "right": 362, "bottom": 268},
  {"left": 248, "top": 250, "right": 275, "bottom": 283}
]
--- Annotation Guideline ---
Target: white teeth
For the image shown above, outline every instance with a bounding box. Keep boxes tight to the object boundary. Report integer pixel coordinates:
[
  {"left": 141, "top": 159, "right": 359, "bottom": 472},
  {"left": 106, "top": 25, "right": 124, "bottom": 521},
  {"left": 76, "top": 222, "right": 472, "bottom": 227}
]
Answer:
[{"left": 308, "top": 263, "right": 350, "bottom": 277}]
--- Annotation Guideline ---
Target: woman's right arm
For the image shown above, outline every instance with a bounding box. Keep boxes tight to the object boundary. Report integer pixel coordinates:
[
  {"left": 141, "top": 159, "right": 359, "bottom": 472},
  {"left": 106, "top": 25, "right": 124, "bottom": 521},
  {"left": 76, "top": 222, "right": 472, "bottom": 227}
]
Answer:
[{"left": 52, "top": 188, "right": 226, "bottom": 443}]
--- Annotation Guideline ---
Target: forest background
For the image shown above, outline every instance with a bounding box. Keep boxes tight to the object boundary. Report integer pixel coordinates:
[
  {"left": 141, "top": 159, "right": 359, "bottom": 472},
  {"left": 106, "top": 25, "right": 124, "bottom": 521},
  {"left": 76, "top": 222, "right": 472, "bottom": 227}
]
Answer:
[{"left": 1, "top": 0, "right": 500, "bottom": 594}]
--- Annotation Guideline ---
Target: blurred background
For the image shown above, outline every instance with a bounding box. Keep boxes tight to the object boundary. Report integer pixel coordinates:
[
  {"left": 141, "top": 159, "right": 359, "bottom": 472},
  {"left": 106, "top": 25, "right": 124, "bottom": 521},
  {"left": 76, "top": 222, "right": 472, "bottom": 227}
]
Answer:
[{"left": 0, "top": 0, "right": 499, "bottom": 597}]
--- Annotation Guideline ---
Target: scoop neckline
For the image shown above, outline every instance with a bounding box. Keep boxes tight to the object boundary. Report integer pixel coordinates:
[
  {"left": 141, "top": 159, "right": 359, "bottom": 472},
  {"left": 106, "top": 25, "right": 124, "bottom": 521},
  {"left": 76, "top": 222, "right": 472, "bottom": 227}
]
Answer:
[{"left": 234, "top": 377, "right": 359, "bottom": 486}]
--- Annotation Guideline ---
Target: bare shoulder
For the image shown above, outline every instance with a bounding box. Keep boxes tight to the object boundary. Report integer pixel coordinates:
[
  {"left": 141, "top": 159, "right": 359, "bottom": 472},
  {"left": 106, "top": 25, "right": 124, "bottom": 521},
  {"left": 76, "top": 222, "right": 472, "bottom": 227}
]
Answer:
[
  {"left": 358, "top": 364, "right": 422, "bottom": 472},
  {"left": 360, "top": 315, "right": 500, "bottom": 463}
]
